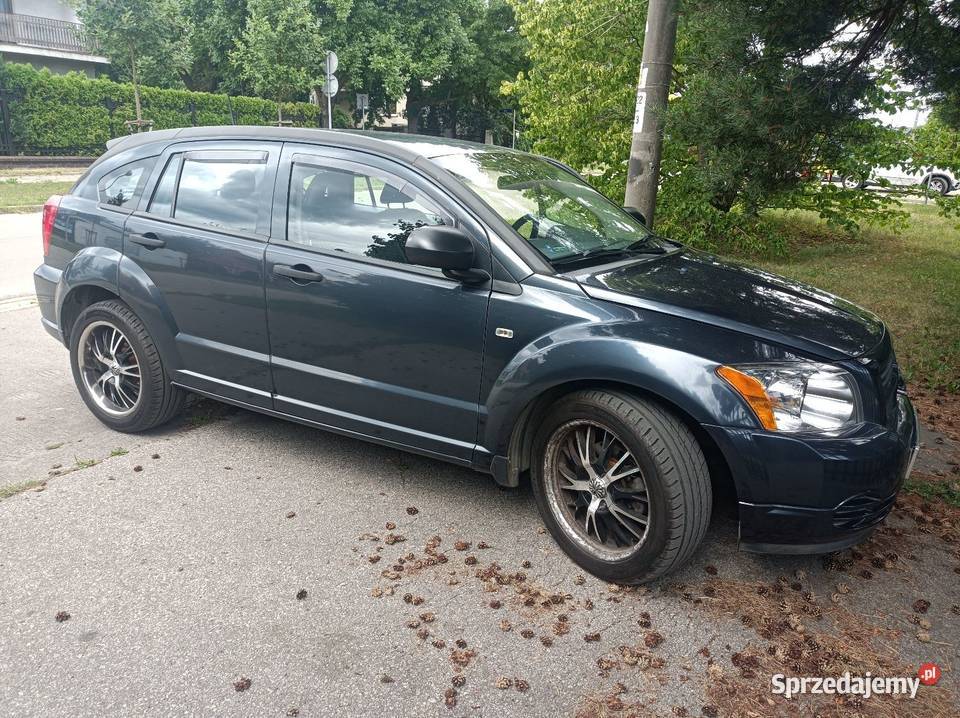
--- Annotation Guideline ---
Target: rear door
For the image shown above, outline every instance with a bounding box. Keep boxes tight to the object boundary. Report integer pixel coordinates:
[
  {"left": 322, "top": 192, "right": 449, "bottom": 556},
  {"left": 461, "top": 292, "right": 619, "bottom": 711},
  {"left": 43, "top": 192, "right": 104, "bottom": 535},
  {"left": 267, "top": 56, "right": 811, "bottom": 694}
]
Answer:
[
  {"left": 263, "top": 144, "right": 492, "bottom": 461},
  {"left": 122, "top": 141, "right": 280, "bottom": 408}
]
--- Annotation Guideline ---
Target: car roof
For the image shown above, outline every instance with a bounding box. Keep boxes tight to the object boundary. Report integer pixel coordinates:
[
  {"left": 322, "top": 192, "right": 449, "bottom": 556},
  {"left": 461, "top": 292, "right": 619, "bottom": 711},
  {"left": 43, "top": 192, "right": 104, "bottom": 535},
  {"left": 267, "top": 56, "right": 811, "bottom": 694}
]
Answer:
[{"left": 103, "top": 125, "right": 520, "bottom": 162}]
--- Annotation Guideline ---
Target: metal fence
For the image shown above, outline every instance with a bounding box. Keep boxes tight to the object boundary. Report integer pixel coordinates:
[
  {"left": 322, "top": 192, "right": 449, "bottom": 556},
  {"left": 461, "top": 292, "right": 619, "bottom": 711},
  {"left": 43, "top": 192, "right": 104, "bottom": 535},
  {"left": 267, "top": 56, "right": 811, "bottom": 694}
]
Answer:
[{"left": 0, "top": 13, "right": 99, "bottom": 54}]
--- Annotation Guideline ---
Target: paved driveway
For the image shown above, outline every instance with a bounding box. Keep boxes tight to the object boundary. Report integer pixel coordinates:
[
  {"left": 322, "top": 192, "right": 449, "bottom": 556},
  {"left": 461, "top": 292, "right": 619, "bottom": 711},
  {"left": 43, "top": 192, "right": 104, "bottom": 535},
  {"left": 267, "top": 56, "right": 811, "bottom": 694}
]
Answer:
[
  {"left": 0, "top": 212, "right": 42, "bottom": 301},
  {"left": 1, "top": 216, "right": 957, "bottom": 717}
]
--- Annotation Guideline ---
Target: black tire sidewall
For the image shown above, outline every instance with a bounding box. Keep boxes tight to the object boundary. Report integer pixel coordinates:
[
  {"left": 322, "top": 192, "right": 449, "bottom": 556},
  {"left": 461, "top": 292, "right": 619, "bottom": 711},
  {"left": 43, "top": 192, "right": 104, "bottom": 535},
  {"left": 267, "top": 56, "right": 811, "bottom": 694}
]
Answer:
[
  {"left": 531, "top": 395, "right": 674, "bottom": 583},
  {"left": 928, "top": 177, "right": 948, "bottom": 195},
  {"left": 69, "top": 302, "right": 159, "bottom": 432}
]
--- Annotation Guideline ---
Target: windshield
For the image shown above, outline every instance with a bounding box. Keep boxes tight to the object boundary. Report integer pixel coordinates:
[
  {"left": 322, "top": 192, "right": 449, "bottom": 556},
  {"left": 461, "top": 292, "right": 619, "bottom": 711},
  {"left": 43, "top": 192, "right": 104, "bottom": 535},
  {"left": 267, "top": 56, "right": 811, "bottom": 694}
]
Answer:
[{"left": 433, "top": 151, "right": 656, "bottom": 263}]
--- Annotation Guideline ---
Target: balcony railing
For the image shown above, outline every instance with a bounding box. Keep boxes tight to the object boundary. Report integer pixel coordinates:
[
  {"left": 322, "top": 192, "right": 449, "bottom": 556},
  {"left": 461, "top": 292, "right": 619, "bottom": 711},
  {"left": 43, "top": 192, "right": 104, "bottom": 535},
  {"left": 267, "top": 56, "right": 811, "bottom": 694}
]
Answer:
[{"left": 0, "top": 12, "right": 99, "bottom": 55}]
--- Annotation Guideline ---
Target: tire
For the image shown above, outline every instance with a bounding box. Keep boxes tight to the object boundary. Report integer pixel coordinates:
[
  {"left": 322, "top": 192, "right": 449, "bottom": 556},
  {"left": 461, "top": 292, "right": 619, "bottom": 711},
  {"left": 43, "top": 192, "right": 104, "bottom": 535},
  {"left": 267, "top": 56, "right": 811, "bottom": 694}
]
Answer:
[
  {"left": 531, "top": 390, "right": 711, "bottom": 584},
  {"left": 926, "top": 175, "right": 950, "bottom": 196},
  {"left": 69, "top": 299, "right": 185, "bottom": 432},
  {"left": 840, "top": 175, "right": 865, "bottom": 190}
]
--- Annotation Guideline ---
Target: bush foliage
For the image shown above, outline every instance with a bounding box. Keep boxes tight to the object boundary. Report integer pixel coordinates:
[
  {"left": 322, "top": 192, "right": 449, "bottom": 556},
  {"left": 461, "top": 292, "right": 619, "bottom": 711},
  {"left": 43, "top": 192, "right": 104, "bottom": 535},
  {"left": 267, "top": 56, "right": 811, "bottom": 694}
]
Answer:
[{"left": 0, "top": 62, "right": 334, "bottom": 155}]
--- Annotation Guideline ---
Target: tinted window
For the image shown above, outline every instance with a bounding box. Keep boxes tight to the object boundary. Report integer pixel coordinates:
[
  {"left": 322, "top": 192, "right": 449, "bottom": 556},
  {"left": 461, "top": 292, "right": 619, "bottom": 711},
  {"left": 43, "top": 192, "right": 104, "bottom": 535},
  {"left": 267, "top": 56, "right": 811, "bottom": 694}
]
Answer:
[
  {"left": 148, "top": 154, "right": 179, "bottom": 217},
  {"left": 97, "top": 157, "right": 155, "bottom": 208},
  {"left": 287, "top": 162, "right": 445, "bottom": 264},
  {"left": 174, "top": 152, "right": 267, "bottom": 233}
]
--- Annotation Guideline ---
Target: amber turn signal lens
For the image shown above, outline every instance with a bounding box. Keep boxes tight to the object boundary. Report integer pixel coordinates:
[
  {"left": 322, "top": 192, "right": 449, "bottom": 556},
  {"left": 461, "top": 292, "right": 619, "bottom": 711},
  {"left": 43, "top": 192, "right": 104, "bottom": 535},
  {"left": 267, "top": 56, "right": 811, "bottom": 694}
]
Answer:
[{"left": 716, "top": 365, "right": 778, "bottom": 430}]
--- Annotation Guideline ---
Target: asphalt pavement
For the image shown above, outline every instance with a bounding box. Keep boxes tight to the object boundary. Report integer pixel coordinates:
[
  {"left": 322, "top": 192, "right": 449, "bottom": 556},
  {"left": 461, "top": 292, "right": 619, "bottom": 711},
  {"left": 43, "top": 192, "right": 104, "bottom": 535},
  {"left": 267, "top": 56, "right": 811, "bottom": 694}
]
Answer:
[
  {"left": 1, "top": 214, "right": 957, "bottom": 717},
  {"left": 0, "top": 212, "right": 43, "bottom": 301}
]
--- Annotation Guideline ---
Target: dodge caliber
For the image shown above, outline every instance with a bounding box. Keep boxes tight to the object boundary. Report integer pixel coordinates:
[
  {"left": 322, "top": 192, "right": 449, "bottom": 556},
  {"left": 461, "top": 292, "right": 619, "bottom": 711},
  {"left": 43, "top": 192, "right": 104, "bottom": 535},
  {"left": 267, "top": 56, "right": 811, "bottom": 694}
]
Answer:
[{"left": 34, "top": 127, "right": 919, "bottom": 583}]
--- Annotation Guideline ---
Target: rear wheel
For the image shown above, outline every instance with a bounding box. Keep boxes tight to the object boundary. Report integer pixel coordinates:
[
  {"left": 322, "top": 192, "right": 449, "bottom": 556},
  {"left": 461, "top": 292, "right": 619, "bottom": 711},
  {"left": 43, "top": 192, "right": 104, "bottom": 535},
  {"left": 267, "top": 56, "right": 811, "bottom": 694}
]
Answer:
[
  {"left": 70, "top": 299, "right": 184, "bottom": 432},
  {"left": 926, "top": 175, "right": 950, "bottom": 196},
  {"left": 840, "top": 175, "right": 865, "bottom": 190},
  {"left": 531, "top": 390, "right": 711, "bottom": 584}
]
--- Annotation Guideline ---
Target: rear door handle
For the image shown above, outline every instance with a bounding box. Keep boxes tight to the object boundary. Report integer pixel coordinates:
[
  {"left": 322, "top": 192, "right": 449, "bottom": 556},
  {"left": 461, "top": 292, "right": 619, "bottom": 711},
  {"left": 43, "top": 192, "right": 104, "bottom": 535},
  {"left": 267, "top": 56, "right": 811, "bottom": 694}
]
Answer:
[
  {"left": 273, "top": 263, "right": 324, "bottom": 283},
  {"left": 128, "top": 232, "right": 165, "bottom": 249}
]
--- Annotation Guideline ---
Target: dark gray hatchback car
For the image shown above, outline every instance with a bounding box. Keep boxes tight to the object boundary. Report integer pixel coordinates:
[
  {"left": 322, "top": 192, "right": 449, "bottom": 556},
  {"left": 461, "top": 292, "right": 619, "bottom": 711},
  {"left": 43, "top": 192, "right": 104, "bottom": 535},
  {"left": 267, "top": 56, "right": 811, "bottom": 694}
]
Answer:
[{"left": 35, "top": 127, "right": 919, "bottom": 583}]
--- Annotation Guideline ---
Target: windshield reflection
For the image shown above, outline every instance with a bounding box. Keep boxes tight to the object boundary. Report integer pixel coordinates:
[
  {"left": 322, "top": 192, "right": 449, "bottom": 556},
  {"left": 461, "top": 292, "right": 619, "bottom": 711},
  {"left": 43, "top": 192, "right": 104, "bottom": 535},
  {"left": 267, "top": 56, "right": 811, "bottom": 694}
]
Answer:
[{"left": 433, "top": 152, "right": 653, "bottom": 262}]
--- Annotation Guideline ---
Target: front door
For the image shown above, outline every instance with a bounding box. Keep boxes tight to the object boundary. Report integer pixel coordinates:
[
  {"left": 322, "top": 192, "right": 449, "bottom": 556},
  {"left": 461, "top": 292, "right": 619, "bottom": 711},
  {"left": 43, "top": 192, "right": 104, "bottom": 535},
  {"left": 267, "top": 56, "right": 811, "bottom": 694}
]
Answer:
[
  {"left": 264, "top": 146, "right": 491, "bottom": 461},
  {"left": 123, "top": 141, "right": 280, "bottom": 408}
]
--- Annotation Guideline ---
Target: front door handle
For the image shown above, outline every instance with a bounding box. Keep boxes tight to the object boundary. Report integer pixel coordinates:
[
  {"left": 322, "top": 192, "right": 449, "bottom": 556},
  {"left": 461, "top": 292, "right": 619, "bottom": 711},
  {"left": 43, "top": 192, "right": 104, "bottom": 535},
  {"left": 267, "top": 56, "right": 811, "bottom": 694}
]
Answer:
[
  {"left": 128, "top": 232, "right": 165, "bottom": 249},
  {"left": 273, "top": 263, "right": 324, "bottom": 284}
]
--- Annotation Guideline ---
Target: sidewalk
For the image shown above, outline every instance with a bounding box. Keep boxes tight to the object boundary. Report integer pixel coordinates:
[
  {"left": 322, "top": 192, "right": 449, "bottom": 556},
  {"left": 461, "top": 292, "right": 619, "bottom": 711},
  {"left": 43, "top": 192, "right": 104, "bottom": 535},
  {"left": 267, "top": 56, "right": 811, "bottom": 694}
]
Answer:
[{"left": 0, "top": 212, "right": 42, "bottom": 301}]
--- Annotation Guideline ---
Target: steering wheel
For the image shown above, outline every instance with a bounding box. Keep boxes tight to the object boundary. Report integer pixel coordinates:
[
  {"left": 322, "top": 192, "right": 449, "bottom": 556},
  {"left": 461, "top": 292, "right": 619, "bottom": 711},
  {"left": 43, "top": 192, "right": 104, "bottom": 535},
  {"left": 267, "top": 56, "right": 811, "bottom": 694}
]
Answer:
[{"left": 511, "top": 213, "right": 540, "bottom": 239}]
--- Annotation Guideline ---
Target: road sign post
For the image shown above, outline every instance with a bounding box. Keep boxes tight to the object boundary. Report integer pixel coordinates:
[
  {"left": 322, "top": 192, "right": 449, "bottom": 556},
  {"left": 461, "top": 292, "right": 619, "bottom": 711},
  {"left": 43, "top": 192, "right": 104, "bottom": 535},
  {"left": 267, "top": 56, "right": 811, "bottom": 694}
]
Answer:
[{"left": 324, "top": 51, "right": 339, "bottom": 130}]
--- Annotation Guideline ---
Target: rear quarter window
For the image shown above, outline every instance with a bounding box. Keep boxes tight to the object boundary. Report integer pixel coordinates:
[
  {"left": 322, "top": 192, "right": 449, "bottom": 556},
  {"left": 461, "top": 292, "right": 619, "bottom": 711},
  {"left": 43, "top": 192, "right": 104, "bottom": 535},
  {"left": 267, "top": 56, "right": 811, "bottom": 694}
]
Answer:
[{"left": 96, "top": 157, "right": 156, "bottom": 209}]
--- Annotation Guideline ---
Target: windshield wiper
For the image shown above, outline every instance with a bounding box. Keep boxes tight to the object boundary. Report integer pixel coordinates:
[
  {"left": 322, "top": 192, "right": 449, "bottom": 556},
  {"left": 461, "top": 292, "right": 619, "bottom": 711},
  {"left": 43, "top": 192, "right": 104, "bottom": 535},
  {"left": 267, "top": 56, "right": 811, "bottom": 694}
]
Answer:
[{"left": 552, "top": 239, "right": 666, "bottom": 266}]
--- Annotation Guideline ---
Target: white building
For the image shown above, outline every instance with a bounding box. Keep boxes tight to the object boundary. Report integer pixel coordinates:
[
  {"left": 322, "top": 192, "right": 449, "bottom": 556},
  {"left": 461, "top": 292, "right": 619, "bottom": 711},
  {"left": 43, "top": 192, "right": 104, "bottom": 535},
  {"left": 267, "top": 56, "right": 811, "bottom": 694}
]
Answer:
[{"left": 0, "top": 0, "right": 109, "bottom": 76}]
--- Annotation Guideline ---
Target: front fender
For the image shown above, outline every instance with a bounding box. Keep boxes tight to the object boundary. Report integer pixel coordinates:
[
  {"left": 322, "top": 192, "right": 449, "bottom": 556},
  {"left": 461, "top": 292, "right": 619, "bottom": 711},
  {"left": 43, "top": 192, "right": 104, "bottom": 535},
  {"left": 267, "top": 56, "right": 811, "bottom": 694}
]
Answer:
[{"left": 481, "top": 323, "right": 761, "bottom": 457}]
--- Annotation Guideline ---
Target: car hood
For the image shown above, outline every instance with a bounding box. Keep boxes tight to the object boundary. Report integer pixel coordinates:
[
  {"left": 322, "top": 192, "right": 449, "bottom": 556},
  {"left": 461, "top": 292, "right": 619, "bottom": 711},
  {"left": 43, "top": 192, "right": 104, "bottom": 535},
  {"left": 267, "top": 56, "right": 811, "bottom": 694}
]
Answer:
[{"left": 574, "top": 249, "right": 885, "bottom": 359}]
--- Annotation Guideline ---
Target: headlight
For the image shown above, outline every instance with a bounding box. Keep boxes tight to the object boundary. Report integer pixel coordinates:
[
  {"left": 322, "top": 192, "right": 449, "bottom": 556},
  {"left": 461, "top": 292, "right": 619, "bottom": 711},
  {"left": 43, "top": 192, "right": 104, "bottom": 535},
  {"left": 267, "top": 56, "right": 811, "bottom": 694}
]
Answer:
[{"left": 717, "top": 363, "right": 862, "bottom": 433}]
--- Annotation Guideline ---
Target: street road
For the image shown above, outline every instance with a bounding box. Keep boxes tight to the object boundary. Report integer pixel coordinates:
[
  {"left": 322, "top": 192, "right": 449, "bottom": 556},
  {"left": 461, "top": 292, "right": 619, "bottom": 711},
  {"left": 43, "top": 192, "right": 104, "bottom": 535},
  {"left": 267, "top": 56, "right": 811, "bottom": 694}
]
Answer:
[{"left": 0, "top": 214, "right": 957, "bottom": 717}]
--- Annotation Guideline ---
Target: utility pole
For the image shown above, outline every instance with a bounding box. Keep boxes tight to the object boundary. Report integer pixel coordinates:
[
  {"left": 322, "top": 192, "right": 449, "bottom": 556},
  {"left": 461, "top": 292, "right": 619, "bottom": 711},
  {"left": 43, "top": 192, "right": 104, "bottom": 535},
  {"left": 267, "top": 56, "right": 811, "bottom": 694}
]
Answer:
[{"left": 624, "top": 0, "right": 678, "bottom": 227}]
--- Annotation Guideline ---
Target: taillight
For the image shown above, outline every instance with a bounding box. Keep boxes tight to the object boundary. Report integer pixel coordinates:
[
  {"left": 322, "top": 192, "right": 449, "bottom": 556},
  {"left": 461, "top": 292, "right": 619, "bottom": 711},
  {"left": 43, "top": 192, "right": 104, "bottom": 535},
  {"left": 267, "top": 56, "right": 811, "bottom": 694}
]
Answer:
[{"left": 42, "top": 195, "right": 62, "bottom": 257}]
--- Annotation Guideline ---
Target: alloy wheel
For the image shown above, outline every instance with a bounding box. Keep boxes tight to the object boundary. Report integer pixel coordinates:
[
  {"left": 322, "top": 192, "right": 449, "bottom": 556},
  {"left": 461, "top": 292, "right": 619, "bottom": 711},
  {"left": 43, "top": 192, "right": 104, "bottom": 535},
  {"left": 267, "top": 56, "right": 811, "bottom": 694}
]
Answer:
[
  {"left": 543, "top": 420, "right": 651, "bottom": 561},
  {"left": 77, "top": 320, "right": 142, "bottom": 416},
  {"left": 928, "top": 177, "right": 948, "bottom": 195}
]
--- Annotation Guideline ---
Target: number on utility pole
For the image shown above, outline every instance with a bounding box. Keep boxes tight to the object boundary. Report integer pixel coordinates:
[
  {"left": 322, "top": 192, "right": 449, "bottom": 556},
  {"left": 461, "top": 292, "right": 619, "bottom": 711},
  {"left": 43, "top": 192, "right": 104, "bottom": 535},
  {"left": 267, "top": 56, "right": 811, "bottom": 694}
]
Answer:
[{"left": 624, "top": 0, "right": 678, "bottom": 228}]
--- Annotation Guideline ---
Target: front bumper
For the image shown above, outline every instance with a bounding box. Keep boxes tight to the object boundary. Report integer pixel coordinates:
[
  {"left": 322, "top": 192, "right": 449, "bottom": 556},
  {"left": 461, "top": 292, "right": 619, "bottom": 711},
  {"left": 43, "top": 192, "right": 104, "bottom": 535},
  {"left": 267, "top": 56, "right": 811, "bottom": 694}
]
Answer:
[{"left": 705, "top": 392, "right": 919, "bottom": 554}]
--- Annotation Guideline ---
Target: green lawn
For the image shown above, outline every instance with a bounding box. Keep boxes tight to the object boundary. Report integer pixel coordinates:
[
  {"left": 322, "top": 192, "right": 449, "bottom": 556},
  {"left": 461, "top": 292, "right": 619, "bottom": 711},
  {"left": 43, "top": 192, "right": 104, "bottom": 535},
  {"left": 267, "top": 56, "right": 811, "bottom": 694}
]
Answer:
[
  {"left": 730, "top": 204, "right": 960, "bottom": 392},
  {"left": 0, "top": 179, "right": 75, "bottom": 211}
]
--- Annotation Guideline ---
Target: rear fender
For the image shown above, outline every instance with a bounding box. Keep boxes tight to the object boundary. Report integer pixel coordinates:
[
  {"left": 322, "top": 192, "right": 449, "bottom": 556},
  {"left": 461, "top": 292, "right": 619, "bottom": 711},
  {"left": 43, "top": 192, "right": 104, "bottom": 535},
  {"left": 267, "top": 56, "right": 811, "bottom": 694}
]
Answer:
[
  {"left": 116, "top": 254, "right": 183, "bottom": 370},
  {"left": 56, "top": 246, "right": 122, "bottom": 341}
]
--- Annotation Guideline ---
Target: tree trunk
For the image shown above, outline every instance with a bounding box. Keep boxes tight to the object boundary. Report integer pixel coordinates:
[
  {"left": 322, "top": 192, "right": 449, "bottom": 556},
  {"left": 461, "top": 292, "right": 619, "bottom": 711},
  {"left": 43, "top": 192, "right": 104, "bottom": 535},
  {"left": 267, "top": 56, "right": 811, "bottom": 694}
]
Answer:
[
  {"left": 406, "top": 79, "right": 422, "bottom": 134},
  {"left": 277, "top": 102, "right": 283, "bottom": 126},
  {"left": 129, "top": 44, "right": 142, "bottom": 124}
]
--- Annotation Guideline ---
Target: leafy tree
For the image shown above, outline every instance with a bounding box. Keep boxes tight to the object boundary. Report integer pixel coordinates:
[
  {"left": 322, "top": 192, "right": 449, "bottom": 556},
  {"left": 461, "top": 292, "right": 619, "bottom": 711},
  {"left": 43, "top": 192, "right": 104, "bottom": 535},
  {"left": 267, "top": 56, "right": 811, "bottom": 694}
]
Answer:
[
  {"left": 182, "top": 0, "right": 249, "bottom": 93},
  {"left": 417, "top": 0, "right": 529, "bottom": 142},
  {"left": 230, "top": 0, "right": 324, "bottom": 124},
  {"left": 508, "top": 0, "right": 957, "bottom": 247},
  {"left": 75, "top": 0, "right": 192, "bottom": 125},
  {"left": 312, "top": 0, "right": 473, "bottom": 130},
  {"left": 887, "top": 2, "right": 960, "bottom": 130}
]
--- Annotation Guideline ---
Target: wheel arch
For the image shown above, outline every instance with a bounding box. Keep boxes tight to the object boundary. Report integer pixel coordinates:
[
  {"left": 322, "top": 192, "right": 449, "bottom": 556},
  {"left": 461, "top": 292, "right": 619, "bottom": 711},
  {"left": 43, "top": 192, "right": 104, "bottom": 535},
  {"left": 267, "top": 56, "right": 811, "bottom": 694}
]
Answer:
[
  {"left": 59, "top": 284, "right": 120, "bottom": 346},
  {"left": 923, "top": 172, "right": 953, "bottom": 194},
  {"left": 496, "top": 379, "right": 738, "bottom": 509},
  {"left": 57, "top": 252, "right": 183, "bottom": 371}
]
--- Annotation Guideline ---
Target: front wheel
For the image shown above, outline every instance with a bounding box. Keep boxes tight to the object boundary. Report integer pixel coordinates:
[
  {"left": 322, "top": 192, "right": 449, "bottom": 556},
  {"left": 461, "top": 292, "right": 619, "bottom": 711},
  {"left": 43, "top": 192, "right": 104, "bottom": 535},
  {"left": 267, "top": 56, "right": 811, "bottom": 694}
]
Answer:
[
  {"left": 531, "top": 391, "right": 712, "bottom": 584},
  {"left": 69, "top": 299, "right": 185, "bottom": 432}
]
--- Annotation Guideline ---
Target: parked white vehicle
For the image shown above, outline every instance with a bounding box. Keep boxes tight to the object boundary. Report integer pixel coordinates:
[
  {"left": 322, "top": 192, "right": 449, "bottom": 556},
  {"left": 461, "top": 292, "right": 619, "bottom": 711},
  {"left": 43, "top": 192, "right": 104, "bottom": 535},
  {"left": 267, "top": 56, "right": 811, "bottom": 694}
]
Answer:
[{"left": 841, "top": 165, "right": 957, "bottom": 195}]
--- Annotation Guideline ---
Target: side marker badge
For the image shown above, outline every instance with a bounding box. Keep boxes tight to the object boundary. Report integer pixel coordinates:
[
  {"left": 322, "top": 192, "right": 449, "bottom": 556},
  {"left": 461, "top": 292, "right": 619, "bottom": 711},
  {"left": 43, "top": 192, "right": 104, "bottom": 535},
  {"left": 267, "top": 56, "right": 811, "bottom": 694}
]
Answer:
[{"left": 495, "top": 328, "right": 514, "bottom": 339}]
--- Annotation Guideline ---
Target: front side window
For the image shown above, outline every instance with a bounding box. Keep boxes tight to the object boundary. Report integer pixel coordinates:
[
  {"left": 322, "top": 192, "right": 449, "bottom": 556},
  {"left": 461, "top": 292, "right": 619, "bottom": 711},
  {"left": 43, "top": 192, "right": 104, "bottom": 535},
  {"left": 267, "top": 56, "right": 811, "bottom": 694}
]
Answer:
[
  {"left": 287, "top": 162, "right": 446, "bottom": 265},
  {"left": 173, "top": 152, "right": 267, "bottom": 233},
  {"left": 433, "top": 152, "right": 660, "bottom": 264},
  {"left": 97, "top": 157, "right": 155, "bottom": 209}
]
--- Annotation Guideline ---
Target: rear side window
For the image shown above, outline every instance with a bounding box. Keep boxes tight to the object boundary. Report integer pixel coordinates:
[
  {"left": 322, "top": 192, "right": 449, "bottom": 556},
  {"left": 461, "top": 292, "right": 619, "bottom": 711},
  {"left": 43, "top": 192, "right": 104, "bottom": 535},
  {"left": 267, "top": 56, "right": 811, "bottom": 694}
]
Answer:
[
  {"left": 97, "top": 157, "right": 155, "bottom": 209},
  {"left": 287, "top": 161, "right": 446, "bottom": 264},
  {"left": 172, "top": 151, "right": 268, "bottom": 233}
]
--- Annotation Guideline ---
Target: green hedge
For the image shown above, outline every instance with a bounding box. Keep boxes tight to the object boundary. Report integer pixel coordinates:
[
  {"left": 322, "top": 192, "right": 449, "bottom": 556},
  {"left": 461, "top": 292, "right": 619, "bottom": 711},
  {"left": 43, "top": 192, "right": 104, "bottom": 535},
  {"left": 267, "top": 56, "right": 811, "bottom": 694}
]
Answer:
[{"left": 0, "top": 62, "right": 331, "bottom": 155}]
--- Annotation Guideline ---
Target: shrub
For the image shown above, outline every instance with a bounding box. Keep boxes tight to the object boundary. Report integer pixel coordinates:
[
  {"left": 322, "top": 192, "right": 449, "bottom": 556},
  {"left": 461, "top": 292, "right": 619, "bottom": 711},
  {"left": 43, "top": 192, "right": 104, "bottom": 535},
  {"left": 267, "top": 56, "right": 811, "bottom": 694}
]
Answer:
[{"left": 0, "top": 62, "right": 331, "bottom": 155}]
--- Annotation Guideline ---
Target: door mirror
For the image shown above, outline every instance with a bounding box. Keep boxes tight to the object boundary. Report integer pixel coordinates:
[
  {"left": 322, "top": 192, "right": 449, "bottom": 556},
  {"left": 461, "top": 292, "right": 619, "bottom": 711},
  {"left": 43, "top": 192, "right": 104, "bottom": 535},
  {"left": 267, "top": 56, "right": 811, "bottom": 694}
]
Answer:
[
  {"left": 404, "top": 225, "right": 475, "bottom": 270},
  {"left": 623, "top": 206, "right": 647, "bottom": 226}
]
